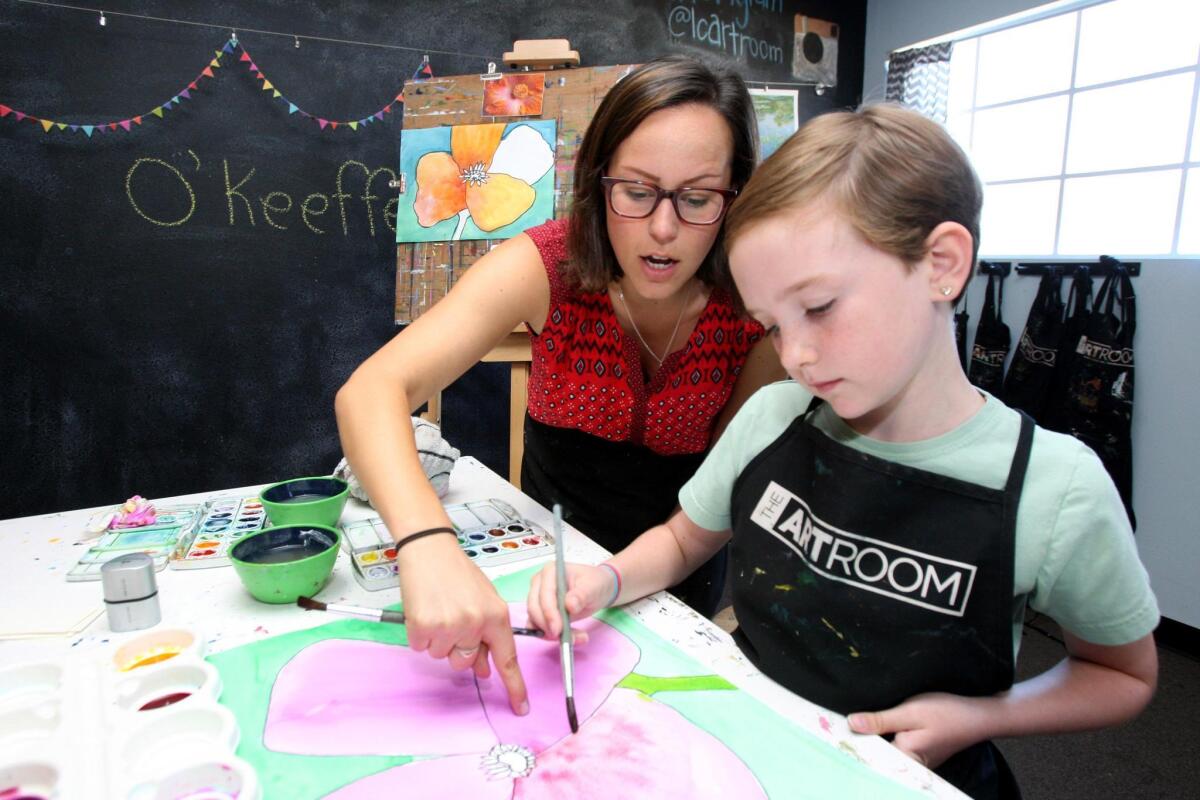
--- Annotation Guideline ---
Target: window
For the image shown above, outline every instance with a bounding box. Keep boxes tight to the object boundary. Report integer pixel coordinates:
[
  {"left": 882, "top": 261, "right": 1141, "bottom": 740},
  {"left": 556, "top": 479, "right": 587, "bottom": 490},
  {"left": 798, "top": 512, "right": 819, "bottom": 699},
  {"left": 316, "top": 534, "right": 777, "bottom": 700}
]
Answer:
[{"left": 941, "top": 0, "right": 1199, "bottom": 257}]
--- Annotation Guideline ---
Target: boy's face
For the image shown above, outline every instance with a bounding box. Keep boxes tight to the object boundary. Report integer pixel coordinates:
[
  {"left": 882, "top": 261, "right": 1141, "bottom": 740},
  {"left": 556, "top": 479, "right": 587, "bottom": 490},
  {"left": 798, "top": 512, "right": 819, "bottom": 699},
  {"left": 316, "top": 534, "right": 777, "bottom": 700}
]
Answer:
[{"left": 729, "top": 204, "right": 947, "bottom": 436}]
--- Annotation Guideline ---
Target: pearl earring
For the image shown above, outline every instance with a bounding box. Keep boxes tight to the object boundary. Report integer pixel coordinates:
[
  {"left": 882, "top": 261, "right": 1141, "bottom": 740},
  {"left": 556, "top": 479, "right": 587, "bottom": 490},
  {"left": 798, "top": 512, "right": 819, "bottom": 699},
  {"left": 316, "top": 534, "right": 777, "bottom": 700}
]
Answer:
[{"left": 940, "top": 286, "right": 954, "bottom": 297}]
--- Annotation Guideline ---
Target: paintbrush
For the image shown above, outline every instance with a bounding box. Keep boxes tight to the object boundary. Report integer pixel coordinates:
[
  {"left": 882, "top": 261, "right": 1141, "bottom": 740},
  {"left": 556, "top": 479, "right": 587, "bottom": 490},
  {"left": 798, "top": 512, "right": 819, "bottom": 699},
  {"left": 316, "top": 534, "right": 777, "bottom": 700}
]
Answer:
[{"left": 297, "top": 596, "right": 545, "bottom": 637}]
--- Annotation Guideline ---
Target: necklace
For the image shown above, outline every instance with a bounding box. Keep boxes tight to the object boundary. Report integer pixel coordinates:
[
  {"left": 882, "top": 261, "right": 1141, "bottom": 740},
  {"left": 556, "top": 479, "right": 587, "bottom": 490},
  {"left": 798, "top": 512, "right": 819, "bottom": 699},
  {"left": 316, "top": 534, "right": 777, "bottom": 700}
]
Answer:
[{"left": 616, "top": 283, "right": 692, "bottom": 368}]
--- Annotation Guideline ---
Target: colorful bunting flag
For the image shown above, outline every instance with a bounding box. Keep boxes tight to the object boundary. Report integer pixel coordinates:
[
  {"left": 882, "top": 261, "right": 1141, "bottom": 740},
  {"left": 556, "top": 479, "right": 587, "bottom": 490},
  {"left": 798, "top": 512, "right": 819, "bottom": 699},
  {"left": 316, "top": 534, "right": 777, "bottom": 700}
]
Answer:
[{"left": 1, "top": 37, "right": 408, "bottom": 136}]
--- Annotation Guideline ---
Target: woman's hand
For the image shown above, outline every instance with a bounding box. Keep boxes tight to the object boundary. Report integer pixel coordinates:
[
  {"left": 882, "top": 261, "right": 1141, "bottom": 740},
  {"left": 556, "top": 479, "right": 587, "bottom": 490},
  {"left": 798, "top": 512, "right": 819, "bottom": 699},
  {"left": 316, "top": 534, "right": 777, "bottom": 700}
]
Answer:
[
  {"left": 397, "top": 535, "right": 530, "bottom": 716},
  {"left": 526, "top": 562, "right": 617, "bottom": 639}
]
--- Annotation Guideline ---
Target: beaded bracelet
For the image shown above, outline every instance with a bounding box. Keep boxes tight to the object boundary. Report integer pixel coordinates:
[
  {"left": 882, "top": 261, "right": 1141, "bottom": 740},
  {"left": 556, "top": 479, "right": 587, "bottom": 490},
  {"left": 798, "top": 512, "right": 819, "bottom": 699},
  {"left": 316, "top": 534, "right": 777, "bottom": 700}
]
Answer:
[
  {"left": 395, "top": 526, "right": 456, "bottom": 551},
  {"left": 599, "top": 562, "right": 623, "bottom": 607}
]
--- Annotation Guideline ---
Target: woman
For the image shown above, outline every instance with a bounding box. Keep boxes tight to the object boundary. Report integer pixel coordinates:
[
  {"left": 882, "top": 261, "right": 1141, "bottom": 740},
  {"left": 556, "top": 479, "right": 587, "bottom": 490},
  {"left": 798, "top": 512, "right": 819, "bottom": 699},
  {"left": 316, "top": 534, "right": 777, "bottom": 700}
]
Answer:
[{"left": 335, "top": 56, "right": 782, "bottom": 716}]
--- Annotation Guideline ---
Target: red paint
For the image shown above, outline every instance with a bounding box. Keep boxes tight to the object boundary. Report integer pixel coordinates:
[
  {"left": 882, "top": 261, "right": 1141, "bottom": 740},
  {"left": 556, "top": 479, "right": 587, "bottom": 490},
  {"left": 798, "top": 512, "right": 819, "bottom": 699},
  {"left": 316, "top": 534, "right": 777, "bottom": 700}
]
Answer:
[
  {"left": 138, "top": 691, "right": 192, "bottom": 711},
  {"left": 383, "top": 547, "right": 397, "bottom": 559},
  {"left": 522, "top": 537, "right": 541, "bottom": 545}
]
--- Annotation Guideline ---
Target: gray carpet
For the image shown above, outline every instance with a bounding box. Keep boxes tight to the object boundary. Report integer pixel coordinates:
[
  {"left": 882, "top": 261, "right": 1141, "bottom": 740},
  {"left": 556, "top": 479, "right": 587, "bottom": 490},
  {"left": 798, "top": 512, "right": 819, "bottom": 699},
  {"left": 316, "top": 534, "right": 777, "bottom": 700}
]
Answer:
[{"left": 999, "top": 614, "right": 1199, "bottom": 799}]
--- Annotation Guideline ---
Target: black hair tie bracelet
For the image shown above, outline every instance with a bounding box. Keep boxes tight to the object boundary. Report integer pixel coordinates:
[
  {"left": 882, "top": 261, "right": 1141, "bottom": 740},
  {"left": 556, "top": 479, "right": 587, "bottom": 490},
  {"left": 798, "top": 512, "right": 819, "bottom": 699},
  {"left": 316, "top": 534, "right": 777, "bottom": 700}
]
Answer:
[{"left": 395, "top": 526, "right": 457, "bottom": 550}]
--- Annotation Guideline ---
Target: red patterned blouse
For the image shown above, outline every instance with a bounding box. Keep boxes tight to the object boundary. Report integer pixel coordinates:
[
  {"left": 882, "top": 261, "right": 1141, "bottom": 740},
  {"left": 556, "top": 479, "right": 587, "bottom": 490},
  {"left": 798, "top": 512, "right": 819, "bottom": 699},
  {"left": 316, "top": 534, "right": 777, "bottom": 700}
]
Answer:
[{"left": 524, "top": 219, "right": 764, "bottom": 456}]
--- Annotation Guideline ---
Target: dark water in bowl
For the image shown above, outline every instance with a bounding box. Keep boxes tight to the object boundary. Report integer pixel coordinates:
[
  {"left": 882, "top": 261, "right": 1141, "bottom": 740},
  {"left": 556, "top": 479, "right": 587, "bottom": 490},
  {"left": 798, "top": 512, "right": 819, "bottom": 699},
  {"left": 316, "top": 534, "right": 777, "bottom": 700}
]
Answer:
[
  {"left": 277, "top": 493, "right": 329, "bottom": 503},
  {"left": 239, "top": 543, "right": 324, "bottom": 564}
]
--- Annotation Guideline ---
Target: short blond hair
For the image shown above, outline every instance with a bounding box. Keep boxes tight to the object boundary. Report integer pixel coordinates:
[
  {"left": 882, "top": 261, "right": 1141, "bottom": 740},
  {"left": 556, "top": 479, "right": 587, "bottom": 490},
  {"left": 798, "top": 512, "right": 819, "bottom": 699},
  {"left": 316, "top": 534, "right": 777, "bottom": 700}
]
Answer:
[{"left": 724, "top": 104, "right": 981, "bottom": 289}]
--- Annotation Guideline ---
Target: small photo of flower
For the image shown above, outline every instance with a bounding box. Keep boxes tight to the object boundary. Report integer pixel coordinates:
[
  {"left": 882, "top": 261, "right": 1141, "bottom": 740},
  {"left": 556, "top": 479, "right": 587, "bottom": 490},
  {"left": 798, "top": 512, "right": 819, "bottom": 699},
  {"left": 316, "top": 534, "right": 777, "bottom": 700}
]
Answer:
[{"left": 483, "top": 74, "right": 546, "bottom": 117}]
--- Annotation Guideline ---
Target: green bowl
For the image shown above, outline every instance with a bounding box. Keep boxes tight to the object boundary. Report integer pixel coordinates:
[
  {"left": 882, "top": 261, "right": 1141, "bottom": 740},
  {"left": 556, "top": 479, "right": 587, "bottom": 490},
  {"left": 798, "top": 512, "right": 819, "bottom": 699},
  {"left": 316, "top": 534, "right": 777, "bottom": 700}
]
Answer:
[
  {"left": 259, "top": 476, "right": 350, "bottom": 528},
  {"left": 229, "top": 525, "right": 341, "bottom": 604}
]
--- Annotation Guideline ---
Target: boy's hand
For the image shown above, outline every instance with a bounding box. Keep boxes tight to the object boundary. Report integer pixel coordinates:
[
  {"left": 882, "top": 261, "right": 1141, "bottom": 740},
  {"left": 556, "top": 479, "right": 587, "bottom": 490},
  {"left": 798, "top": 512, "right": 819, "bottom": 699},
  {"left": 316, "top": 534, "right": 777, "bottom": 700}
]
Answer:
[
  {"left": 526, "top": 562, "right": 616, "bottom": 639},
  {"left": 848, "top": 692, "right": 992, "bottom": 769}
]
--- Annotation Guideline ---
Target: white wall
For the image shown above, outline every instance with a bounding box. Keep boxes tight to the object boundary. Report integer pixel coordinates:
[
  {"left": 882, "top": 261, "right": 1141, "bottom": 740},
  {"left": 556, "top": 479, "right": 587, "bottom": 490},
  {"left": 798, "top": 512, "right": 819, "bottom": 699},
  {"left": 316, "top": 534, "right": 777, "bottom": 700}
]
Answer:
[{"left": 865, "top": 0, "right": 1200, "bottom": 628}]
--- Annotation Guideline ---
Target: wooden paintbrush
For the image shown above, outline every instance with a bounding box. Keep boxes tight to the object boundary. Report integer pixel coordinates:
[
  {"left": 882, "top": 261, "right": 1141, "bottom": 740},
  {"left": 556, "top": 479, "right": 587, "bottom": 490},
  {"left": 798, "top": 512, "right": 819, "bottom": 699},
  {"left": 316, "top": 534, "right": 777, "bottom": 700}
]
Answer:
[{"left": 297, "top": 596, "right": 545, "bottom": 637}]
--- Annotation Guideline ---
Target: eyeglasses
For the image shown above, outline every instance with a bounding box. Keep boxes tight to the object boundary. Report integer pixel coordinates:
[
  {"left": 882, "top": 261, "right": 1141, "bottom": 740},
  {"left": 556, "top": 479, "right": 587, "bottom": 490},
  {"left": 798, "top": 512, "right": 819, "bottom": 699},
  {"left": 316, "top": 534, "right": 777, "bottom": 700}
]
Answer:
[{"left": 600, "top": 177, "right": 737, "bottom": 225}]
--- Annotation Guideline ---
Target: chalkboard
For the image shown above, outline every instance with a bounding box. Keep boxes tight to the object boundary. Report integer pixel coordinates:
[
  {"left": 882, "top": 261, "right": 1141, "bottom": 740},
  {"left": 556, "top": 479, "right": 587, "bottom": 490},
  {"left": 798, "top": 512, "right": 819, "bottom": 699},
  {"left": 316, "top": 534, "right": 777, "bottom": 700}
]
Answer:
[{"left": 0, "top": 0, "right": 865, "bottom": 519}]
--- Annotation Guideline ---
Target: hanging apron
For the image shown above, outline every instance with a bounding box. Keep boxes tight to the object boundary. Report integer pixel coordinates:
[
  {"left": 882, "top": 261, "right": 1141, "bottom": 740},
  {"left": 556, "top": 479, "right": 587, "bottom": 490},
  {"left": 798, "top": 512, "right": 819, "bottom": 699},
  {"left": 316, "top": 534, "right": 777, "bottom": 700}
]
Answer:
[
  {"left": 954, "top": 282, "right": 971, "bottom": 371},
  {"left": 968, "top": 273, "right": 1011, "bottom": 395},
  {"left": 1056, "top": 268, "right": 1137, "bottom": 528},
  {"left": 1003, "top": 271, "right": 1065, "bottom": 424},
  {"left": 729, "top": 406, "right": 1033, "bottom": 798},
  {"left": 1045, "top": 269, "right": 1094, "bottom": 433}
]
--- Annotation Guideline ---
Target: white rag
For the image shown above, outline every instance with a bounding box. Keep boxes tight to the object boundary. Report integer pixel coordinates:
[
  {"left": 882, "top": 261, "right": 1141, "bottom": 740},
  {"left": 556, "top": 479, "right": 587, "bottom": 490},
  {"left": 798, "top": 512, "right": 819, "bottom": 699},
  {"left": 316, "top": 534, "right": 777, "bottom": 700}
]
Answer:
[{"left": 334, "top": 417, "right": 460, "bottom": 503}]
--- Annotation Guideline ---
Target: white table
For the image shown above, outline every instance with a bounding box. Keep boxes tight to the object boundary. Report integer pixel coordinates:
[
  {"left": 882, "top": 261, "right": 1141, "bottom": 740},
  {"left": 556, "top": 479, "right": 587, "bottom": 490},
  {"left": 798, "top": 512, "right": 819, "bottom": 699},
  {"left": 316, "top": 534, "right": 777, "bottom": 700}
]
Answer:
[{"left": 1, "top": 456, "right": 962, "bottom": 798}]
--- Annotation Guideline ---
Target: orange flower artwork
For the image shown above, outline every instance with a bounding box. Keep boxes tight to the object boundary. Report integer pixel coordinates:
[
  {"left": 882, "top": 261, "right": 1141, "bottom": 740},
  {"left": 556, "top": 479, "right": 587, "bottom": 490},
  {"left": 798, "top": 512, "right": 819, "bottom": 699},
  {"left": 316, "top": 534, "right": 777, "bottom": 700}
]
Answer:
[
  {"left": 402, "top": 120, "right": 556, "bottom": 242},
  {"left": 483, "top": 74, "right": 546, "bottom": 117}
]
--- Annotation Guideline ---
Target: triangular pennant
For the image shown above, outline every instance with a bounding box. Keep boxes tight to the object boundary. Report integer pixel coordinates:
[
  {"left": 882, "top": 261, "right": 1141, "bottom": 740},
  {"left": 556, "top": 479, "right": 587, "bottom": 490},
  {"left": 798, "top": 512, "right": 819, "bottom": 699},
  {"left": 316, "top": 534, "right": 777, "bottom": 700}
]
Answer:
[
  {"left": 133, "top": 116, "right": 143, "bottom": 125},
  {"left": 41, "top": 119, "right": 53, "bottom": 132},
  {"left": 209, "top": 58, "right": 220, "bottom": 68},
  {"left": 189, "top": 81, "right": 198, "bottom": 90},
  {"left": 395, "top": 93, "right": 404, "bottom": 102},
  {"left": 349, "top": 121, "right": 358, "bottom": 131},
  {"left": 263, "top": 80, "right": 274, "bottom": 92},
  {"left": 0, "top": 104, "right": 10, "bottom": 117},
  {"left": 152, "top": 107, "right": 164, "bottom": 118},
  {"left": 250, "top": 63, "right": 259, "bottom": 72},
  {"left": 202, "top": 67, "right": 214, "bottom": 78},
  {"left": 287, "top": 103, "right": 298, "bottom": 114},
  {"left": 69, "top": 124, "right": 79, "bottom": 132},
  {"left": 223, "top": 41, "right": 235, "bottom": 54},
  {"left": 214, "top": 49, "right": 223, "bottom": 58},
  {"left": 374, "top": 111, "right": 384, "bottom": 121},
  {"left": 109, "top": 122, "right": 119, "bottom": 131},
  {"left": 16, "top": 111, "right": 27, "bottom": 121},
  {"left": 83, "top": 125, "right": 94, "bottom": 137},
  {"left": 318, "top": 119, "right": 328, "bottom": 130},
  {"left": 180, "top": 89, "right": 191, "bottom": 100},
  {"left": 56, "top": 122, "right": 67, "bottom": 131},
  {"left": 330, "top": 121, "right": 339, "bottom": 130},
  {"left": 240, "top": 51, "right": 251, "bottom": 62},
  {"left": 272, "top": 90, "right": 281, "bottom": 98}
]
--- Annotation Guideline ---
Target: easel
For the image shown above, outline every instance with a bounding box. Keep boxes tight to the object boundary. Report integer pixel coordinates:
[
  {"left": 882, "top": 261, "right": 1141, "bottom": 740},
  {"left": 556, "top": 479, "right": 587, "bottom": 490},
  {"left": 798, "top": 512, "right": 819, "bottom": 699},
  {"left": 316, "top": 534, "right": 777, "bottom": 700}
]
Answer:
[{"left": 399, "top": 62, "right": 636, "bottom": 487}]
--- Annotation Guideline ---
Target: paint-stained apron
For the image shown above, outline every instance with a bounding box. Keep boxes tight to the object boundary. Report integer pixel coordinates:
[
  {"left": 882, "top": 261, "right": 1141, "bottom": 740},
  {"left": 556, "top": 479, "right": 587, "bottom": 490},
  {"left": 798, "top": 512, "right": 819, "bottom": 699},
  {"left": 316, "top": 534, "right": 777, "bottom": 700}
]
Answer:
[{"left": 729, "top": 407, "right": 1034, "bottom": 799}]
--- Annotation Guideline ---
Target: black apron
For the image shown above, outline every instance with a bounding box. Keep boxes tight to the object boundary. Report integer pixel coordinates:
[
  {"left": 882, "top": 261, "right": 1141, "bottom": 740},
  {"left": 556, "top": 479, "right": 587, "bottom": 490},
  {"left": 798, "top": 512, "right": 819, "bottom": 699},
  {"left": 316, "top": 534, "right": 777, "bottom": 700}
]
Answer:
[
  {"left": 968, "top": 273, "right": 1011, "bottom": 395},
  {"left": 1003, "top": 271, "right": 1065, "bottom": 424},
  {"left": 521, "top": 413, "right": 727, "bottom": 617},
  {"left": 954, "top": 283, "right": 971, "bottom": 371},
  {"left": 1055, "top": 268, "right": 1137, "bottom": 528},
  {"left": 1044, "top": 269, "right": 1094, "bottom": 433},
  {"left": 729, "top": 406, "right": 1033, "bottom": 799}
]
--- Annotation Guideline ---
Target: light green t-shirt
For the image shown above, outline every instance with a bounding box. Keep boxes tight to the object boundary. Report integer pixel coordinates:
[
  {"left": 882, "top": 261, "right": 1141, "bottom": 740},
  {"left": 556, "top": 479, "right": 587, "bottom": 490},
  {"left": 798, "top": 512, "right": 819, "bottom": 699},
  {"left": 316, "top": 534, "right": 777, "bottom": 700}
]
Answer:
[{"left": 680, "top": 381, "right": 1159, "bottom": 657}]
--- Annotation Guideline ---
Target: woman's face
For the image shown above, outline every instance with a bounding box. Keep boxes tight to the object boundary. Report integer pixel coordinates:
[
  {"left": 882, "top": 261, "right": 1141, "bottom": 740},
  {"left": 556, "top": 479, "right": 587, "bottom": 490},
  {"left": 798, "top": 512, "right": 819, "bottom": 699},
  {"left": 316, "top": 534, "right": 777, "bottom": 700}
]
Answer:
[{"left": 603, "top": 103, "right": 734, "bottom": 301}]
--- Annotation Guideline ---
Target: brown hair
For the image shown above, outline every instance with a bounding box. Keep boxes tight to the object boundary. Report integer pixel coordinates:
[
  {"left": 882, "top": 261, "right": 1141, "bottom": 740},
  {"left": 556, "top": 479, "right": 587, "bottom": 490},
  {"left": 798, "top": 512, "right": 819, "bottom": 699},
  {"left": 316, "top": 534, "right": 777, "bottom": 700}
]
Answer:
[
  {"left": 564, "top": 55, "right": 757, "bottom": 292},
  {"left": 723, "top": 104, "right": 982, "bottom": 302}
]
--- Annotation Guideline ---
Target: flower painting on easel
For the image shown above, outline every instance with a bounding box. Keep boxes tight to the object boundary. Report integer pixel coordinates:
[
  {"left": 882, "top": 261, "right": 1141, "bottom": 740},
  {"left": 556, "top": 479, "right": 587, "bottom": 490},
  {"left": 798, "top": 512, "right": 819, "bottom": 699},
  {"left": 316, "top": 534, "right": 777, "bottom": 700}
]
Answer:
[{"left": 397, "top": 120, "right": 556, "bottom": 243}]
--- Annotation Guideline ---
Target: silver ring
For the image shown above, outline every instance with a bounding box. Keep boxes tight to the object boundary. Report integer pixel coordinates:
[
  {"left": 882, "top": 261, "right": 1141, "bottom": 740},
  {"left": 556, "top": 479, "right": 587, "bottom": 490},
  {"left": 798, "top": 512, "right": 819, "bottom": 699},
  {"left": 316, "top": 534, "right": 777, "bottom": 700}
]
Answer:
[{"left": 454, "top": 645, "right": 479, "bottom": 658}]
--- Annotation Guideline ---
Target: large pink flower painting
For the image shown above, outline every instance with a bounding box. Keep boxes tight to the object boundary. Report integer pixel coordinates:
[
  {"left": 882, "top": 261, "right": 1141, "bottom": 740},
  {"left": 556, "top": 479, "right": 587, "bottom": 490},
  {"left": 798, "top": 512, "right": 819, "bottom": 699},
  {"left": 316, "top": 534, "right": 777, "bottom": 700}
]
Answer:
[{"left": 263, "top": 604, "right": 765, "bottom": 799}]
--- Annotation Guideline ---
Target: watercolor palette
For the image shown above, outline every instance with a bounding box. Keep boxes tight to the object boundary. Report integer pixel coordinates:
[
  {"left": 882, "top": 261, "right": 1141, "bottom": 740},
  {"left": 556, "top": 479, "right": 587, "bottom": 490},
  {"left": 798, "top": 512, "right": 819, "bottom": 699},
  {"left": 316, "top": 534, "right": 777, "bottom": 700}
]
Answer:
[
  {"left": 0, "top": 627, "right": 259, "bottom": 799},
  {"left": 170, "top": 495, "right": 267, "bottom": 570},
  {"left": 65, "top": 504, "right": 202, "bottom": 582},
  {"left": 341, "top": 498, "right": 555, "bottom": 591}
]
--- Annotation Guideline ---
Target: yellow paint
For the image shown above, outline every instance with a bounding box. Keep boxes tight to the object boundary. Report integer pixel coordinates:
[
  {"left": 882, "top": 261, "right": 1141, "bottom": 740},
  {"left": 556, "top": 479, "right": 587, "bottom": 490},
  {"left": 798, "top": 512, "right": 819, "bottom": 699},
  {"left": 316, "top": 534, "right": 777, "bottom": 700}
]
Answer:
[
  {"left": 121, "top": 646, "right": 182, "bottom": 671},
  {"left": 773, "top": 584, "right": 794, "bottom": 592},
  {"left": 820, "top": 617, "right": 846, "bottom": 640}
]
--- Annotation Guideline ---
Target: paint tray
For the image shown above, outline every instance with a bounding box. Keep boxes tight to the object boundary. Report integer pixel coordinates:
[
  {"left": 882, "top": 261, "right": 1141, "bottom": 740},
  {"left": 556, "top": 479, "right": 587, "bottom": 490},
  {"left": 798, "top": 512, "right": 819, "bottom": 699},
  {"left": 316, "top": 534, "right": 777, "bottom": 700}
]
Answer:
[
  {"left": 0, "top": 627, "right": 259, "bottom": 799},
  {"left": 170, "top": 494, "right": 267, "bottom": 570},
  {"left": 341, "top": 498, "right": 555, "bottom": 591},
  {"left": 65, "top": 504, "right": 202, "bottom": 582}
]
